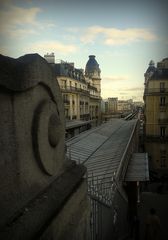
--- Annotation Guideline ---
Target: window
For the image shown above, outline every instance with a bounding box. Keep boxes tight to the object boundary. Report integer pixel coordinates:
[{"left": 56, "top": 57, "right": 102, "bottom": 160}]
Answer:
[
  {"left": 65, "top": 109, "right": 69, "bottom": 118},
  {"left": 72, "top": 95, "right": 75, "bottom": 105},
  {"left": 160, "top": 97, "right": 166, "bottom": 106},
  {"left": 160, "top": 126, "right": 166, "bottom": 137},
  {"left": 63, "top": 94, "right": 70, "bottom": 104},
  {"left": 160, "top": 82, "right": 165, "bottom": 92},
  {"left": 160, "top": 155, "right": 166, "bottom": 168},
  {"left": 62, "top": 80, "right": 67, "bottom": 89}
]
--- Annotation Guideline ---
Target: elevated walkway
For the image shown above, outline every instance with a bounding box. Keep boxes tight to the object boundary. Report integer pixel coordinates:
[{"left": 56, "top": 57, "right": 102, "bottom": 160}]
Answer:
[
  {"left": 66, "top": 119, "right": 136, "bottom": 171},
  {"left": 66, "top": 119, "right": 147, "bottom": 204},
  {"left": 66, "top": 118, "right": 149, "bottom": 239}
]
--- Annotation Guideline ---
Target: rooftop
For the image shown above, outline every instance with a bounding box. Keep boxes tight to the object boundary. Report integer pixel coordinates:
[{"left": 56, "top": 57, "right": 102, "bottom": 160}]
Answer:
[{"left": 66, "top": 118, "right": 137, "bottom": 181}]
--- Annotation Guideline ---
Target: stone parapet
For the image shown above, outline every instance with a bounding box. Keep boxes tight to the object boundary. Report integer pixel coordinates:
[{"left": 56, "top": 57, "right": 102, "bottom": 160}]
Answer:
[{"left": 0, "top": 54, "right": 89, "bottom": 240}]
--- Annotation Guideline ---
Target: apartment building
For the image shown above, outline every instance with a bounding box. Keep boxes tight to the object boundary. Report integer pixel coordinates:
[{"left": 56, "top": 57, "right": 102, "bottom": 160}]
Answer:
[
  {"left": 44, "top": 54, "right": 101, "bottom": 124},
  {"left": 117, "top": 99, "right": 133, "bottom": 113},
  {"left": 105, "top": 98, "right": 133, "bottom": 114},
  {"left": 144, "top": 58, "right": 168, "bottom": 174},
  {"left": 107, "top": 97, "right": 118, "bottom": 113}
]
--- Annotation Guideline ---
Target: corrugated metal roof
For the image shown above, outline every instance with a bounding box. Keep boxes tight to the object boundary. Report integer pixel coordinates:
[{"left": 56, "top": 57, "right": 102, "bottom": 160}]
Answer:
[
  {"left": 66, "top": 119, "right": 139, "bottom": 205},
  {"left": 67, "top": 119, "right": 136, "bottom": 179},
  {"left": 125, "top": 153, "right": 149, "bottom": 181},
  {"left": 66, "top": 120, "right": 92, "bottom": 129}
]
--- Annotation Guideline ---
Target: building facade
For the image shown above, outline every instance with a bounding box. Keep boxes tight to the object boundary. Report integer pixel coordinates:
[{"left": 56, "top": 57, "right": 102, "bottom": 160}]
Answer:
[
  {"left": 107, "top": 97, "right": 118, "bottom": 113},
  {"left": 104, "top": 98, "right": 133, "bottom": 114},
  {"left": 117, "top": 99, "right": 133, "bottom": 113},
  {"left": 144, "top": 58, "right": 168, "bottom": 175},
  {"left": 44, "top": 54, "right": 101, "bottom": 124}
]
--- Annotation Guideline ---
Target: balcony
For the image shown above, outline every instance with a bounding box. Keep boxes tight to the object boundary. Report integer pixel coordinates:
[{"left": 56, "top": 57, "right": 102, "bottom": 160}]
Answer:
[
  {"left": 72, "top": 115, "right": 77, "bottom": 119},
  {"left": 90, "top": 94, "right": 101, "bottom": 100},
  {"left": 158, "top": 118, "right": 168, "bottom": 124},
  {"left": 80, "top": 114, "right": 90, "bottom": 120},
  {"left": 80, "top": 101, "right": 84, "bottom": 105},
  {"left": 64, "top": 100, "right": 70, "bottom": 105},
  {"left": 160, "top": 104, "right": 167, "bottom": 112},
  {"left": 145, "top": 135, "right": 168, "bottom": 142},
  {"left": 61, "top": 86, "right": 90, "bottom": 96},
  {"left": 144, "top": 88, "right": 168, "bottom": 95}
]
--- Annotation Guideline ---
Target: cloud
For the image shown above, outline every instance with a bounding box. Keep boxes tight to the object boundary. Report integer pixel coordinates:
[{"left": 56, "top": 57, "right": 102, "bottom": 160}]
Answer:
[
  {"left": 66, "top": 27, "right": 80, "bottom": 33},
  {"left": 103, "top": 75, "right": 129, "bottom": 82},
  {"left": 101, "top": 87, "right": 143, "bottom": 100},
  {"left": 7, "top": 28, "right": 39, "bottom": 38},
  {"left": 0, "top": 5, "right": 41, "bottom": 28},
  {"left": 0, "top": 4, "right": 55, "bottom": 38},
  {"left": 101, "top": 81, "right": 144, "bottom": 100},
  {"left": 0, "top": 45, "right": 9, "bottom": 56},
  {"left": 164, "top": 38, "right": 168, "bottom": 45},
  {"left": 126, "top": 87, "right": 144, "bottom": 91},
  {"left": 45, "top": 23, "right": 56, "bottom": 28},
  {"left": 80, "top": 26, "right": 157, "bottom": 45},
  {"left": 26, "top": 40, "right": 78, "bottom": 54},
  {"left": 118, "top": 92, "right": 129, "bottom": 95}
]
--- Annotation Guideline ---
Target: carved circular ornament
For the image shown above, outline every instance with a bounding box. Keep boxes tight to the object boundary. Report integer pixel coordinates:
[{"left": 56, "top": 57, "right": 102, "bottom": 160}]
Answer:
[{"left": 33, "top": 99, "right": 62, "bottom": 175}]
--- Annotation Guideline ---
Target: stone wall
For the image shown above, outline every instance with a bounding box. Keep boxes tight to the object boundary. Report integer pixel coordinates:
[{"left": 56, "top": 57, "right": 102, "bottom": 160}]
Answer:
[{"left": 0, "top": 54, "right": 90, "bottom": 240}]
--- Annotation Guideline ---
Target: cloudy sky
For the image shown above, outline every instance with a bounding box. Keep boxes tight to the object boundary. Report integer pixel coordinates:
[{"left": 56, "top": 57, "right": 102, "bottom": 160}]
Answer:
[{"left": 0, "top": 0, "right": 168, "bottom": 101}]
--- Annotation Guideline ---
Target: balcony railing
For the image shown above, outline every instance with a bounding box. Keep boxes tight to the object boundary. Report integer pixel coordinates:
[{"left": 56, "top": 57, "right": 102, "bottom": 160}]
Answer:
[
  {"left": 80, "top": 114, "right": 90, "bottom": 120},
  {"left": 72, "top": 115, "right": 77, "bottom": 119},
  {"left": 90, "top": 94, "right": 101, "bottom": 99},
  {"left": 160, "top": 105, "right": 167, "bottom": 112},
  {"left": 63, "top": 100, "right": 70, "bottom": 105},
  {"left": 144, "top": 88, "right": 168, "bottom": 95},
  {"left": 61, "top": 86, "right": 90, "bottom": 95},
  {"left": 158, "top": 118, "right": 168, "bottom": 124},
  {"left": 145, "top": 135, "right": 168, "bottom": 142},
  {"left": 61, "top": 86, "right": 101, "bottom": 99}
]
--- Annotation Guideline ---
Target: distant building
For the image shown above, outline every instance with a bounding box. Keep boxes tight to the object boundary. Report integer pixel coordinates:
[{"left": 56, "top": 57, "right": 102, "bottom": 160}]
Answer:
[
  {"left": 44, "top": 54, "right": 101, "bottom": 125},
  {"left": 132, "top": 101, "right": 144, "bottom": 109},
  {"left": 108, "top": 97, "right": 118, "bottom": 113},
  {"left": 44, "top": 52, "right": 55, "bottom": 64},
  {"left": 104, "top": 98, "right": 133, "bottom": 114},
  {"left": 144, "top": 58, "right": 168, "bottom": 174},
  {"left": 117, "top": 99, "right": 133, "bottom": 113},
  {"left": 85, "top": 55, "right": 101, "bottom": 122},
  {"left": 101, "top": 99, "right": 106, "bottom": 114}
]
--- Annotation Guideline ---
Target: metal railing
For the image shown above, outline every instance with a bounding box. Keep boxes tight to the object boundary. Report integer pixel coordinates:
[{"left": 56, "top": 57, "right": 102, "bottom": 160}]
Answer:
[
  {"left": 158, "top": 118, "right": 168, "bottom": 124},
  {"left": 159, "top": 105, "right": 167, "bottom": 112},
  {"left": 86, "top": 121, "right": 139, "bottom": 240},
  {"left": 87, "top": 172, "right": 129, "bottom": 240},
  {"left": 63, "top": 100, "right": 70, "bottom": 105},
  {"left": 61, "top": 86, "right": 90, "bottom": 95},
  {"left": 61, "top": 86, "right": 101, "bottom": 99},
  {"left": 87, "top": 172, "right": 116, "bottom": 208},
  {"left": 145, "top": 135, "right": 168, "bottom": 142},
  {"left": 90, "top": 94, "right": 101, "bottom": 99},
  {"left": 67, "top": 120, "right": 139, "bottom": 240},
  {"left": 116, "top": 119, "right": 139, "bottom": 181},
  {"left": 144, "top": 88, "right": 168, "bottom": 95}
]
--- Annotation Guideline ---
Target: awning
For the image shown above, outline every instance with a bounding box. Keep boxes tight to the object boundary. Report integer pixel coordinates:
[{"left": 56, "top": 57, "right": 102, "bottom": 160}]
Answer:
[
  {"left": 125, "top": 153, "right": 149, "bottom": 181},
  {"left": 66, "top": 120, "right": 92, "bottom": 130}
]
